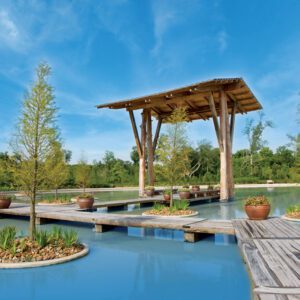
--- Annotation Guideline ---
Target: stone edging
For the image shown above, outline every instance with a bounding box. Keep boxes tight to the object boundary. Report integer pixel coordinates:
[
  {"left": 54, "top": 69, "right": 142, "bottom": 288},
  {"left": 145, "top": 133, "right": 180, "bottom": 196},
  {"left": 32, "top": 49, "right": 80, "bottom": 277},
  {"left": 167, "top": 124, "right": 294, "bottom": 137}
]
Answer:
[
  {"left": 0, "top": 244, "right": 89, "bottom": 269},
  {"left": 37, "top": 202, "right": 74, "bottom": 206},
  {"left": 281, "top": 215, "right": 300, "bottom": 222},
  {"left": 142, "top": 211, "right": 199, "bottom": 218}
]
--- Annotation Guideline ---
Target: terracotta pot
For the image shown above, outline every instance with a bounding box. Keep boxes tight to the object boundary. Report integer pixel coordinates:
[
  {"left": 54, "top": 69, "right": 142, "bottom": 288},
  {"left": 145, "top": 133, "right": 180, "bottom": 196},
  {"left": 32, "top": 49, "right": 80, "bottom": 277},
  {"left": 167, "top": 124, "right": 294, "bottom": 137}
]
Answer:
[
  {"left": 179, "top": 191, "right": 190, "bottom": 200},
  {"left": 145, "top": 189, "right": 154, "bottom": 197},
  {"left": 245, "top": 204, "right": 270, "bottom": 220},
  {"left": 0, "top": 198, "right": 11, "bottom": 209},
  {"left": 163, "top": 194, "right": 171, "bottom": 201},
  {"left": 192, "top": 186, "right": 200, "bottom": 192},
  {"left": 77, "top": 197, "right": 94, "bottom": 209}
]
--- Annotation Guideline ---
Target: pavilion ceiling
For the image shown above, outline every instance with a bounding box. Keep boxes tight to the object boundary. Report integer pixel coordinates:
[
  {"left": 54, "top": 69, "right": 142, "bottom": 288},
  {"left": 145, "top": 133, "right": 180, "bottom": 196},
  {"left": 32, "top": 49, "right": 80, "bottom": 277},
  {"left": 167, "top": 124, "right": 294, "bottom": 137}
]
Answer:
[{"left": 96, "top": 78, "right": 262, "bottom": 122}]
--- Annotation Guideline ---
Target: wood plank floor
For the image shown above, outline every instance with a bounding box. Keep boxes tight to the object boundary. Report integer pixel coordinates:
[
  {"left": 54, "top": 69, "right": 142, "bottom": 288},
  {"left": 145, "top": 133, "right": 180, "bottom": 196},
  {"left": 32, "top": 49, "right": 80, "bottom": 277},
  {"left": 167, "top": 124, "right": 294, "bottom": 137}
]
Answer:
[
  {"left": 0, "top": 203, "right": 233, "bottom": 235},
  {"left": 232, "top": 218, "right": 300, "bottom": 300}
]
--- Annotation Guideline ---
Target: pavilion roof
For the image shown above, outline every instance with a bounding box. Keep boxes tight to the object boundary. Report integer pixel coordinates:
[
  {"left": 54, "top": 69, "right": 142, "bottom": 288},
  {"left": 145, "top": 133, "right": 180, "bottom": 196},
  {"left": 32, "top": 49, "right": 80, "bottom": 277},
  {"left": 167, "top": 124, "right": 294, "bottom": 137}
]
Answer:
[{"left": 96, "top": 78, "right": 262, "bottom": 122}]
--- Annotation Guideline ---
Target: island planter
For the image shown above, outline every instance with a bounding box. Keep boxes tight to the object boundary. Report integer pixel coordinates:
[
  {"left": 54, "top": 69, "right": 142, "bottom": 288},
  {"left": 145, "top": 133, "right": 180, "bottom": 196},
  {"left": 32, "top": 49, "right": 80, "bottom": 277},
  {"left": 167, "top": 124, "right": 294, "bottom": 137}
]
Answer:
[
  {"left": 244, "top": 195, "right": 271, "bottom": 220},
  {"left": 145, "top": 186, "right": 155, "bottom": 197},
  {"left": 179, "top": 188, "right": 191, "bottom": 200},
  {"left": 0, "top": 194, "right": 13, "bottom": 209},
  {"left": 77, "top": 194, "right": 94, "bottom": 209}
]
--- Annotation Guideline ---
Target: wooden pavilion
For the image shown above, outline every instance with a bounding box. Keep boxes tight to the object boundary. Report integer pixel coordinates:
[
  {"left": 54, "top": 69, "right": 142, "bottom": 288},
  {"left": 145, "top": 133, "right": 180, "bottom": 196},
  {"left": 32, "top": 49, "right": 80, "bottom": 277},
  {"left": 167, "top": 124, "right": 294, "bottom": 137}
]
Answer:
[{"left": 97, "top": 78, "right": 262, "bottom": 202}]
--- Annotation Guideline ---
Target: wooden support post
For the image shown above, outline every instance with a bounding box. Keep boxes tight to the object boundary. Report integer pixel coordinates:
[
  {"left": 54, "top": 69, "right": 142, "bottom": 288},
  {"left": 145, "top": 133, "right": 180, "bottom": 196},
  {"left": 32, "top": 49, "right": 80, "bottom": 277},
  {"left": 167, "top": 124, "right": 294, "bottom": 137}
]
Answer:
[
  {"left": 153, "top": 117, "right": 162, "bottom": 152},
  {"left": 219, "top": 90, "right": 234, "bottom": 201},
  {"left": 146, "top": 109, "right": 155, "bottom": 186},
  {"left": 128, "top": 110, "right": 142, "bottom": 157},
  {"left": 139, "top": 110, "right": 147, "bottom": 197},
  {"left": 184, "top": 232, "right": 212, "bottom": 243},
  {"left": 36, "top": 217, "right": 52, "bottom": 225},
  {"left": 230, "top": 101, "right": 237, "bottom": 145},
  {"left": 208, "top": 92, "right": 223, "bottom": 151},
  {"left": 94, "top": 224, "right": 115, "bottom": 233}
]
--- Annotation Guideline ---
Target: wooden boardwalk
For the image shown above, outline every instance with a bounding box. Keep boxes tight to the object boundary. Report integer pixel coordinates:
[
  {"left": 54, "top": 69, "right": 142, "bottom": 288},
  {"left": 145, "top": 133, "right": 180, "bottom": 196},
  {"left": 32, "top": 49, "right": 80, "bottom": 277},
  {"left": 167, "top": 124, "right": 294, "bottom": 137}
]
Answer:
[
  {"left": 0, "top": 203, "right": 233, "bottom": 241},
  {"left": 232, "top": 218, "right": 300, "bottom": 300}
]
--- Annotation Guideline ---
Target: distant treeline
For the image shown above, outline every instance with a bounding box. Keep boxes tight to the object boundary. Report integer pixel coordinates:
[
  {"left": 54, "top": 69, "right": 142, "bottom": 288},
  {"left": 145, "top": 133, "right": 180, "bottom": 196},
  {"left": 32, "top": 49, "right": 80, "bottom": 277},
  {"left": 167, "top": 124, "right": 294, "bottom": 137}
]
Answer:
[{"left": 0, "top": 140, "right": 299, "bottom": 191}]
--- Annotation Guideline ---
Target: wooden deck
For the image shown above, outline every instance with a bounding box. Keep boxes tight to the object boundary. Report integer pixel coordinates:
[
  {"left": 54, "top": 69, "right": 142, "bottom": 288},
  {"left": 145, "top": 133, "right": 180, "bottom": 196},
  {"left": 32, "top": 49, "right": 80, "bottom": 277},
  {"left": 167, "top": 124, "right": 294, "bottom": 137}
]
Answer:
[
  {"left": 0, "top": 203, "right": 234, "bottom": 240},
  {"left": 232, "top": 218, "right": 300, "bottom": 300}
]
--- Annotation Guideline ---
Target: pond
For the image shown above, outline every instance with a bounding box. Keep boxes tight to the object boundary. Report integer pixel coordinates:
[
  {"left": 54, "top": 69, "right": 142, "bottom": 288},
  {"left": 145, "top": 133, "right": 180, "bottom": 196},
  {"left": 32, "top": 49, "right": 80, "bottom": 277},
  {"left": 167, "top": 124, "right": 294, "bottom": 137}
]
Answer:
[
  {"left": 1, "top": 187, "right": 298, "bottom": 300},
  {"left": 114, "top": 187, "right": 300, "bottom": 219},
  {"left": 0, "top": 218, "right": 249, "bottom": 300}
]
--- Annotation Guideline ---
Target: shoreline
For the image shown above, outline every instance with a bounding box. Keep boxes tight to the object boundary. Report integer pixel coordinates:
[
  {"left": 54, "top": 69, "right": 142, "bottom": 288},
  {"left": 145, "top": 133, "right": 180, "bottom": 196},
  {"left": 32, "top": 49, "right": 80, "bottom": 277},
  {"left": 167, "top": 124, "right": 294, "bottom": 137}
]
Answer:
[{"left": 6, "top": 183, "right": 299, "bottom": 194}]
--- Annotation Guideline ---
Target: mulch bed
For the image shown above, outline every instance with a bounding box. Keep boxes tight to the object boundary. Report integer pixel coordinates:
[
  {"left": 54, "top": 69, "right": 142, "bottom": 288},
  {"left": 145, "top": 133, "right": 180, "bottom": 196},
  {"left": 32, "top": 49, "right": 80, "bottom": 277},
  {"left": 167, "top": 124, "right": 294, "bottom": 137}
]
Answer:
[
  {"left": 0, "top": 238, "right": 84, "bottom": 264},
  {"left": 144, "top": 208, "right": 196, "bottom": 216},
  {"left": 286, "top": 212, "right": 300, "bottom": 219}
]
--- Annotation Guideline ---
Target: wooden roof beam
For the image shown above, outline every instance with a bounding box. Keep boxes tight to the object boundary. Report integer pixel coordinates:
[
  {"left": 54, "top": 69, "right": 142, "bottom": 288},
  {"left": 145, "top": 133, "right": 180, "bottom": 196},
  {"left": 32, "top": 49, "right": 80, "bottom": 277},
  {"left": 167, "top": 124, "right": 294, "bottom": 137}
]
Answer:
[{"left": 226, "top": 91, "right": 246, "bottom": 114}]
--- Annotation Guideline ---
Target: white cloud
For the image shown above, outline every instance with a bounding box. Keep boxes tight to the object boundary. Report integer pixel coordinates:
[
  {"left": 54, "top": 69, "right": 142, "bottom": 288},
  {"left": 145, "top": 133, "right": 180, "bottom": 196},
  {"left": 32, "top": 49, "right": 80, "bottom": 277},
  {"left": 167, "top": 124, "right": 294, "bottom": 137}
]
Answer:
[
  {"left": 0, "top": 9, "right": 21, "bottom": 50},
  {"left": 217, "top": 30, "right": 228, "bottom": 53}
]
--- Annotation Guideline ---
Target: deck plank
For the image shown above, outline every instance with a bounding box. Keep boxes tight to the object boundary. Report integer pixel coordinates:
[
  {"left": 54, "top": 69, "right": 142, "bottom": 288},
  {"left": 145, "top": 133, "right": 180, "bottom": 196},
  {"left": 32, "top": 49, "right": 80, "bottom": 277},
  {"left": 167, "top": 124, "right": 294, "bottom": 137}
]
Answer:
[{"left": 233, "top": 218, "right": 300, "bottom": 299}]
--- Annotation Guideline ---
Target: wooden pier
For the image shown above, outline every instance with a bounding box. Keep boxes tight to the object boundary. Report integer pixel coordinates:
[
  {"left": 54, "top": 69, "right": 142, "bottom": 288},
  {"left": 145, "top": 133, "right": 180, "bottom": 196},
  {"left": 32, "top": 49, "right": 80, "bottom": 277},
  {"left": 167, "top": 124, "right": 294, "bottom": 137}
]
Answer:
[
  {"left": 0, "top": 203, "right": 233, "bottom": 241},
  {"left": 232, "top": 218, "right": 300, "bottom": 300}
]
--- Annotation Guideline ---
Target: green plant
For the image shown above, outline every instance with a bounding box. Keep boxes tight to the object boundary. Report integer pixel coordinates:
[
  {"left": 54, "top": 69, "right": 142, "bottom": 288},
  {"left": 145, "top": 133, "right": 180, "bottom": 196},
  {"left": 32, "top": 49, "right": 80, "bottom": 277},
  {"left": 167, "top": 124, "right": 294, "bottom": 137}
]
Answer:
[
  {"left": 163, "top": 189, "right": 171, "bottom": 195},
  {"left": 35, "top": 230, "right": 49, "bottom": 248},
  {"left": 62, "top": 229, "right": 78, "bottom": 247},
  {"left": 245, "top": 195, "right": 270, "bottom": 206},
  {"left": 50, "top": 226, "right": 63, "bottom": 241},
  {"left": 179, "top": 187, "right": 190, "bottom": 192},
  {"left": 145, "top": 186, "right": 154, "bottom": 190},
  {"left": 77, "top": 193, "right": 94, "bottom": 199},
  {"left": 153, "top": 202, "right": 165, "bottom": 211},
  {"left": 286, "top": 205, "right": 300, "bottom": 214},
  {"left": 174, "top": 200, "right": 189, "bottom": 211},
  {"left": 0, "top": 226, "right": 17, "bottom": 250},
  {"left": 207, "top": 185, "right": 214, "bottom": 190},
  {"left": 0, "top": 193, "right": 14, "bottom": 200}
]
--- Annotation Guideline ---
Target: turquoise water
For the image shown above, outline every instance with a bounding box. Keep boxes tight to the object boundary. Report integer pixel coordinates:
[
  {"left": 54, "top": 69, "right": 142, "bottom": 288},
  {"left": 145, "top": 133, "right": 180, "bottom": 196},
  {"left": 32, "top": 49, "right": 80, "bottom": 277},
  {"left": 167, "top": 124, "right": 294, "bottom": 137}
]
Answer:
[
  {"left": 0, "top": 218, "right": 250, "bottom": 300},
  {"left": 1, "top": 187, "right": 299, "bottom": 300},
  {"left": 115, "top": 187, "right": 300, "bottom": 219}
]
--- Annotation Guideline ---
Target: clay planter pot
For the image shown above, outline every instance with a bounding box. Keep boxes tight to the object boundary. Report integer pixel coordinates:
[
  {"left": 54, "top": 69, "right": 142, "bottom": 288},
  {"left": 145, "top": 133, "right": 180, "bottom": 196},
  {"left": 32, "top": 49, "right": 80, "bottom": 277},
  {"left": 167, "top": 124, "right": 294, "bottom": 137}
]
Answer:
[
  {"left": 192, "top": 186, "right": 200, "bottom": 192},
  {"left": 77, "top": 197, "right": 94, "bottom": 209},
  {"left": 145, "top": 189, "right": 154, "bottom": 197},
  {"left": 245, "top": 204, "right": 270, "bottom": 220},
  {"left": 163, "top": 194, "right": 171, "bottom": 201},
  {"left": 0, "top": 198, "right": 11, "bottom": 209},
  {"left": 179, "top": 191, "right": 190, "bottom": 200}
]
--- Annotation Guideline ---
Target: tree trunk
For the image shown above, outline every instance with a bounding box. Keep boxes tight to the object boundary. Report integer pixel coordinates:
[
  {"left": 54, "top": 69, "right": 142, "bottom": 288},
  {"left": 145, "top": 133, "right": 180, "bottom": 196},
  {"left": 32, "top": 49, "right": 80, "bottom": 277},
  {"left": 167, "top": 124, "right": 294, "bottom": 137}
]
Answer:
[
  {"left": 170, "top": 185, "right": 173, "bottom": 207},
  {"left": 29, "top": 189, "right": 36, "bottom": 239}
]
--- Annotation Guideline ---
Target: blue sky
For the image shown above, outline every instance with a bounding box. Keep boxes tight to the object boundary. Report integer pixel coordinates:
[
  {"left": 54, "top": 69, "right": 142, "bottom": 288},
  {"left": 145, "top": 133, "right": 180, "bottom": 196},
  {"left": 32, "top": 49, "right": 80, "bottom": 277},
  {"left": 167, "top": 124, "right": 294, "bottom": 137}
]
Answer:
[{"left": 0, "top": 0, "right": 299, "bottom": 163}]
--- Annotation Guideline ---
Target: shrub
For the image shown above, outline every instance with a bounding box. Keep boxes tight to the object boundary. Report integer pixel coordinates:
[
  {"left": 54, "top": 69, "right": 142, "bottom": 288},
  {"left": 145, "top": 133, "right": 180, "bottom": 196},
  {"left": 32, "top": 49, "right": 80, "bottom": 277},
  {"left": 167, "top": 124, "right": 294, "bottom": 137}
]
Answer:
[
  {"left": 153, "top": 202, "right": 165, "bottom": 211},
  {"left": 50, "top": 226, "right": 63, "bottom": 241},
  {"left": 286, "top": 205, "right": 300, "bottom": 214},
  {"left": 0, "top": 193, "right": 15, "bottom": 201},
  {"left": 35, "top": 230, "right": 49, "bottom": 248},
  {"left": 163, "top": 189, "right": 171, "bottom": 195},
  {"left": 77, "top": 193, "right": 94, "bottom": 199},
  {"left": 145, "top": 186, "right": 154, "bottom": 190},
  {"left": 62, "top": 230, "right": 78, "bottom": 247},
  {"left": 179, "top": 187, "right": 189, "bottom": 192},
  {"left": 245, "top": 195, "right": 270, "bottom": 206},
  {"left": 0, "top": 226, "right": 17, "bottom": 250},
  {"left": 174, "top": 200, "right": 189, "bottom": 211}
]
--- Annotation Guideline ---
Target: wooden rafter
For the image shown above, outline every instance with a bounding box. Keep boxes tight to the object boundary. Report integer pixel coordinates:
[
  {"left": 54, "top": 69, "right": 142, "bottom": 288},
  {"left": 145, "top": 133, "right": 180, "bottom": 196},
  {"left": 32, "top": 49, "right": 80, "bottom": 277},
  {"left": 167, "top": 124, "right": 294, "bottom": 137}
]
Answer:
[{"left": 226, "top": 91, "right": 245, "bottom": 114}]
